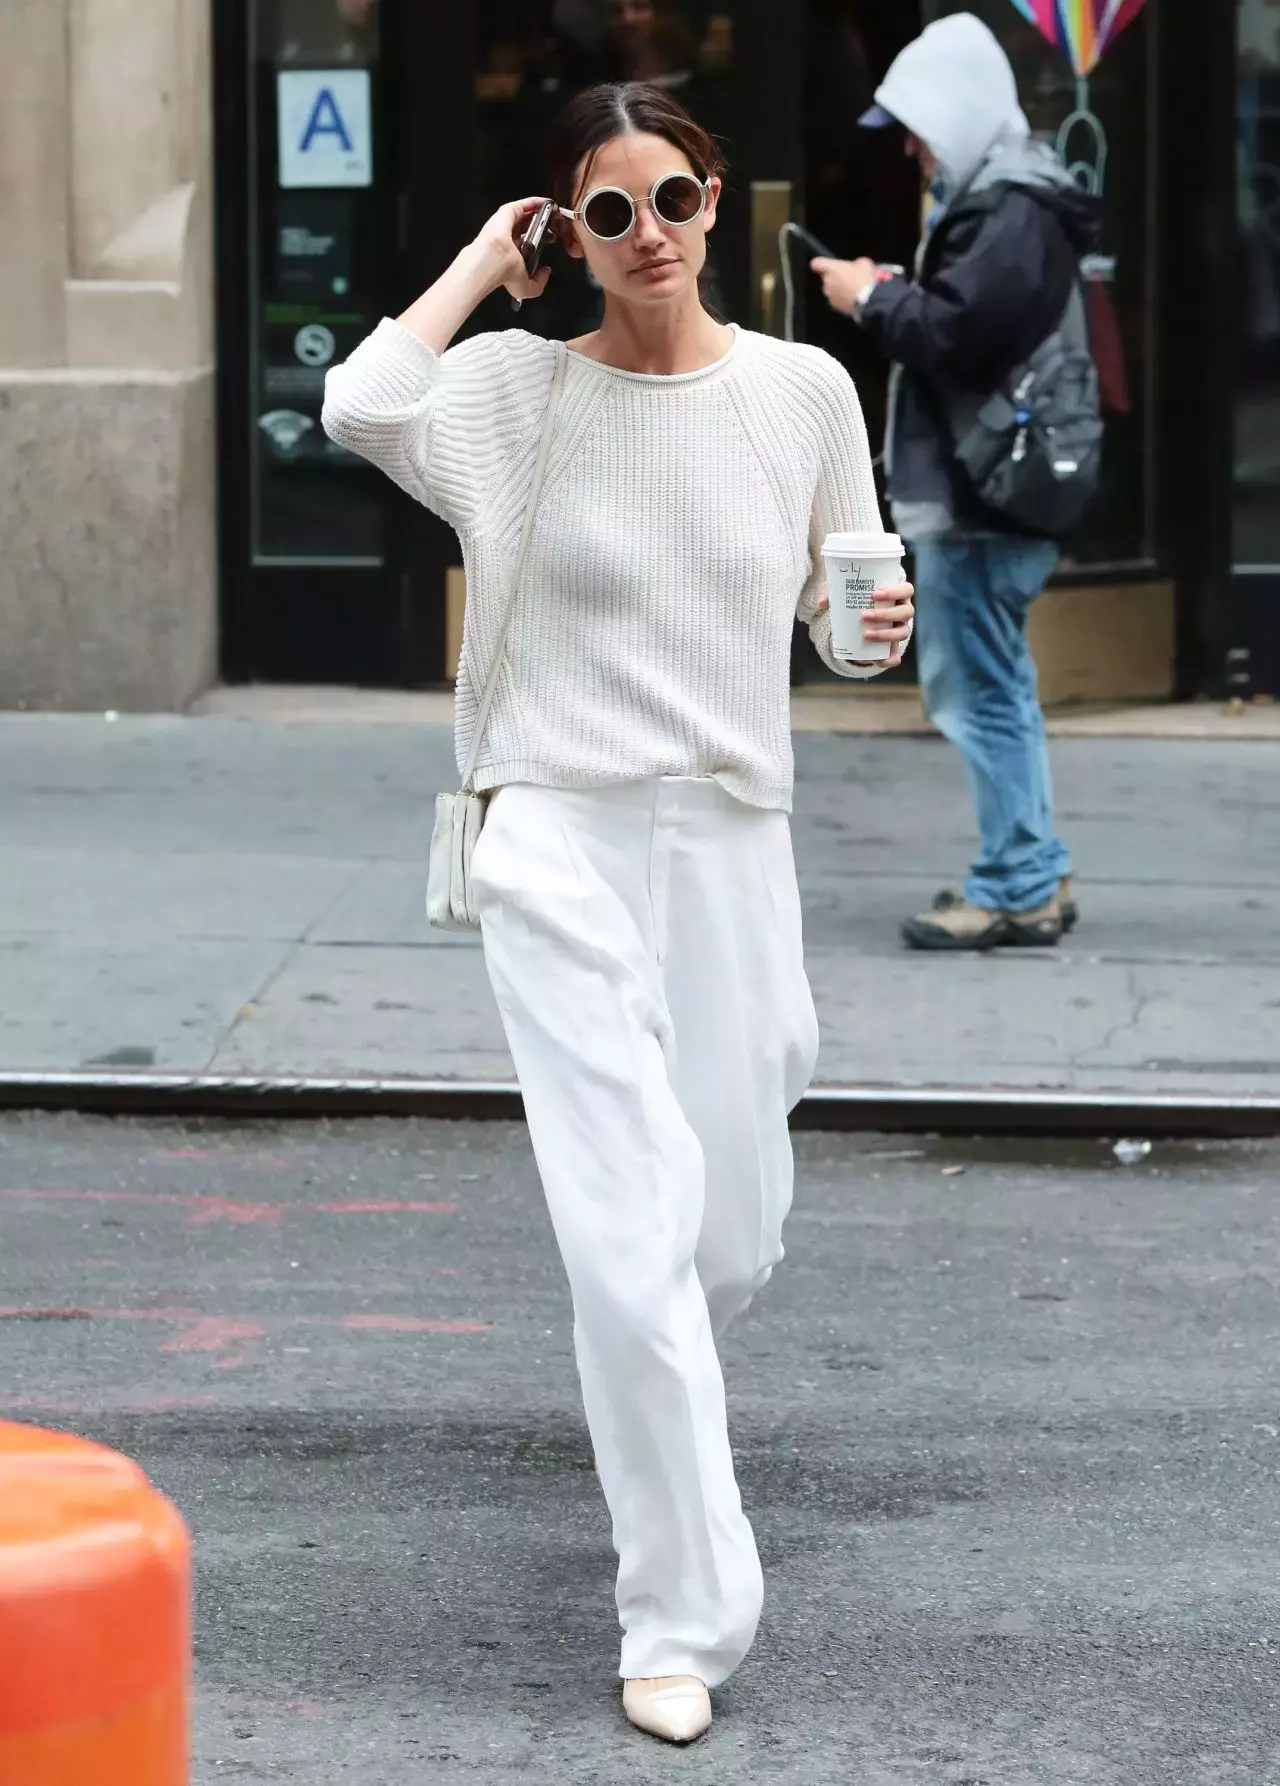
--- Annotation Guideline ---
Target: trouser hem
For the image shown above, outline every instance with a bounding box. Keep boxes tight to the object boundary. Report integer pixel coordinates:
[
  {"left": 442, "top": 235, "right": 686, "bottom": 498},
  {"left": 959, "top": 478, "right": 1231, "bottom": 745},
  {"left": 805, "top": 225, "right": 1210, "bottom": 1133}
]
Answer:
[
  {"left": 619, "top": 1647, "right": 743, "bottom": 1691},
  {"left": 964, "top": 874, "right": 1062, "bottom": 913}
]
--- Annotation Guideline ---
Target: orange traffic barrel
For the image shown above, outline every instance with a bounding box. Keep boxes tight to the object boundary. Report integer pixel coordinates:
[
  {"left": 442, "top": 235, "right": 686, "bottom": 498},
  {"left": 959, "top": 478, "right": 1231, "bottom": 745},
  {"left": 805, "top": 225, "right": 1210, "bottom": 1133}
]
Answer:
[{"left": 0, "top": 1421, "right": 190, "bottom": 1786}]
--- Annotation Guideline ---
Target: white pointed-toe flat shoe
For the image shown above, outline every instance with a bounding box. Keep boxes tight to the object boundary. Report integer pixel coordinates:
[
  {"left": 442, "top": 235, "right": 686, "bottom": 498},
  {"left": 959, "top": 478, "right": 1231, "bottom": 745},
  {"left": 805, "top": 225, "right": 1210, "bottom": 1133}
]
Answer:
[{"left": 622, "top": 1675, "right": 712, "bottom": 1744}]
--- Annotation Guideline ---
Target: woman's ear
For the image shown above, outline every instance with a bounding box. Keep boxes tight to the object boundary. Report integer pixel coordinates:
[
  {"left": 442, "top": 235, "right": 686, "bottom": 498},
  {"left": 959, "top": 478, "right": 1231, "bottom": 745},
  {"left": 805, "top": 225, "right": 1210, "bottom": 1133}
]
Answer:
[
  {"left": 560, "top": 219, "right": 586, "bottom": 261},
  {"left": 702, "top": 176, "right": 722, "bottom": 235}
]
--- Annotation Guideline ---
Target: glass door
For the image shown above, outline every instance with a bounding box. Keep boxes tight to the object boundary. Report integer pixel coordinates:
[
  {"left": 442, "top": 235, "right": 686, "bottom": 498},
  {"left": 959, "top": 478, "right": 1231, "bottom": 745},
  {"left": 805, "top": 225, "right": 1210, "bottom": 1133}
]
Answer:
[{"left": 217, "top": 0, "right": 421, "bottom": 685}]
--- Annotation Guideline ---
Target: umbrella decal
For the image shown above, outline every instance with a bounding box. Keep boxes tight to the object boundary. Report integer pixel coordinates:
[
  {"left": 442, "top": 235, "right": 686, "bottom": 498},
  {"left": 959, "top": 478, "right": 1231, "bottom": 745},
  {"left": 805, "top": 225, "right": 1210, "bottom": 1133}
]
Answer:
[
  {"left": 1006, "top": 0, "right": 1150, "bottom": 195},
  {"left": 1007, "top": 0, "right": 1148, "bottom": 76}
]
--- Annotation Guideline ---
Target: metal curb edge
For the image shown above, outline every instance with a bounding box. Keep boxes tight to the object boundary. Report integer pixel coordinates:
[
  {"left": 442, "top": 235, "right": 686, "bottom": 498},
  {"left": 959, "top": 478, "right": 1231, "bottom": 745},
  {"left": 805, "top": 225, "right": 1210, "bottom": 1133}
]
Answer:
[{"left": 1, "top": 1074, "right": 1278, "bottom": 1137}]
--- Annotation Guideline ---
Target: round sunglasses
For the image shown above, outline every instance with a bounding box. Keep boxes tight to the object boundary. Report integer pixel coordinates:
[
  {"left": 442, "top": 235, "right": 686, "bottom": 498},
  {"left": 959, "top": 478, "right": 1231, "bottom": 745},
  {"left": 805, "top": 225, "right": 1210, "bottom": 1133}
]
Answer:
[{"left": 558, "top": 172, "right": 712, "bottom": 244}]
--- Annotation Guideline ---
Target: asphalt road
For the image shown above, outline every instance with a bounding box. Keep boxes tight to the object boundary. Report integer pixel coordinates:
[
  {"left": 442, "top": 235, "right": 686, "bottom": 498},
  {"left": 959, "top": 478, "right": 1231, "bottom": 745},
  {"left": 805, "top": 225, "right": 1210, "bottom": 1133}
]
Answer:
[{"left": 1, "top": 1113, "right": 1277, "bottom": 1784}]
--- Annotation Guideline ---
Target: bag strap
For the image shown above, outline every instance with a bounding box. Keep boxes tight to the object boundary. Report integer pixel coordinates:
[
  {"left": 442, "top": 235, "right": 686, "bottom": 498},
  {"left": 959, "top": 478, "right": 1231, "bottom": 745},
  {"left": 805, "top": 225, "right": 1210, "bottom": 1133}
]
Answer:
[{"left": 459, "top": 341, "right": 568, "bottom": 793}]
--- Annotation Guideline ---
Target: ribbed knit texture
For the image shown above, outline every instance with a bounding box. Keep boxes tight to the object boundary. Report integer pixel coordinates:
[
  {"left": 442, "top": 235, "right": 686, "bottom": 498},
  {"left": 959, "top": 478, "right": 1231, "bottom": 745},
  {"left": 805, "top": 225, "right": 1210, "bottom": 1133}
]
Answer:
[{"left": 323, "top": 319, "right": 896, "bottom": 811}]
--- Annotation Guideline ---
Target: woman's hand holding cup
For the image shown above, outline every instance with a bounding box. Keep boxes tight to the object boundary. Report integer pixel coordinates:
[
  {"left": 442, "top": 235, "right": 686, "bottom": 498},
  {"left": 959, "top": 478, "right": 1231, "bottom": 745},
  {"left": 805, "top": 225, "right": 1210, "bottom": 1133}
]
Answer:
[{"left": 818, "top": 581, "right": 914, "bottom": 670}]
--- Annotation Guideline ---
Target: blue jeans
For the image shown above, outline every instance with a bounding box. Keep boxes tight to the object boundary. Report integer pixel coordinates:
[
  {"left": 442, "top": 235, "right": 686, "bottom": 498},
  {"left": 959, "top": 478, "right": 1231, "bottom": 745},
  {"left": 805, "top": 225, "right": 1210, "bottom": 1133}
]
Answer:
[{"left": 912, "top": 537, "right": 1070, "bottom": 913}]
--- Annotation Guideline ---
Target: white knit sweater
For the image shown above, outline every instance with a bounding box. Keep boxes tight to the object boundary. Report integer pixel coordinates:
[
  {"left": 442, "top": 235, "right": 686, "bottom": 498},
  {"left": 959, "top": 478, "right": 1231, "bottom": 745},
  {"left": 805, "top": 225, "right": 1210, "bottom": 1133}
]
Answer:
[{"left": 323, "top": 319, "right": 897, "bottom": 811}]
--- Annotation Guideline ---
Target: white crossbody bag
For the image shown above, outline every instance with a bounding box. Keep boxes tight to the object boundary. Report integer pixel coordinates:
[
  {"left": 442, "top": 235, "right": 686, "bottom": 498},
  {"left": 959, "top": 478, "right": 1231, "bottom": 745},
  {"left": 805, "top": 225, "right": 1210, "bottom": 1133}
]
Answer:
[{"left": 426, "top": 343, "right": 568, "bottom": 931}]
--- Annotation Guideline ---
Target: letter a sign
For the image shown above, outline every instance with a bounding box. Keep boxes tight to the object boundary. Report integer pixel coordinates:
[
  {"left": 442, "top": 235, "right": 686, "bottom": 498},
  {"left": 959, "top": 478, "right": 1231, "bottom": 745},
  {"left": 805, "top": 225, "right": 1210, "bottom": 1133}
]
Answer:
[{"left": 278, "top": 69, "right": 372, "bottom": 189}]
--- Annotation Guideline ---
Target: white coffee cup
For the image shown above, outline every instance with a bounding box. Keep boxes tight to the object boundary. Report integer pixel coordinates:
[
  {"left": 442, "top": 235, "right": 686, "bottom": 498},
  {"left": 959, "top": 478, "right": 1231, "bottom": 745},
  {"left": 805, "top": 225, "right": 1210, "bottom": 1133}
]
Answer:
[{"left": 820, "top": 530, "right": 905, "bottom": 663}]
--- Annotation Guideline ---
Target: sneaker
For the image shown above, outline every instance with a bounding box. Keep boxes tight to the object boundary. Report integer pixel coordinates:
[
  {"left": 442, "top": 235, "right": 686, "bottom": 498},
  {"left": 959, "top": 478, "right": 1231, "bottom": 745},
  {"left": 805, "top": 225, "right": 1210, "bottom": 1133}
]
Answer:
[
  {"left": 903, "top": 895, "right": 1063, "bottom": 951},
  {"left": 1003, "top": 895, "right": 1065, "bottom": 948},
  {"left": 933, "top": 877, "right": 1078, "bottom": 933}
]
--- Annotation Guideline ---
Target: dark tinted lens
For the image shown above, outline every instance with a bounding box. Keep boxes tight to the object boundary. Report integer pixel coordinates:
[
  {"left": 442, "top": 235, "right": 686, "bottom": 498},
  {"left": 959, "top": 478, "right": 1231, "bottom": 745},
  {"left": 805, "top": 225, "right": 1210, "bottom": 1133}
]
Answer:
[
  {"left": 583, "top": 189, "right": 634, "bottom": 239},
  {"left": 653, "top": 174, "right": 704, "bottom": 225}
]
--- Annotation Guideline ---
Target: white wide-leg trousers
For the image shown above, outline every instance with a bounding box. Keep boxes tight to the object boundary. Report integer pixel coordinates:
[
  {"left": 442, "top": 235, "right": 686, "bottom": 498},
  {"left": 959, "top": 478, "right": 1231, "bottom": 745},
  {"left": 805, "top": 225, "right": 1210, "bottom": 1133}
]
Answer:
[{"left": 471, "top": 777, "right": 819, "bottom": 1687}]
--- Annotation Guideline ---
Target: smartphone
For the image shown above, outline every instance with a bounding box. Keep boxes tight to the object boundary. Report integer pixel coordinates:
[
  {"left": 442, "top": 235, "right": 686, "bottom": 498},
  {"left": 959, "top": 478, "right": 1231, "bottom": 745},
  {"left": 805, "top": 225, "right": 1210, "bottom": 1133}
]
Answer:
[
  {"left": 521, "top": 200, "right": 555, "bottom": 276},
  {"left": 512, "top": 200, "right": 555, "bottom": 311}
]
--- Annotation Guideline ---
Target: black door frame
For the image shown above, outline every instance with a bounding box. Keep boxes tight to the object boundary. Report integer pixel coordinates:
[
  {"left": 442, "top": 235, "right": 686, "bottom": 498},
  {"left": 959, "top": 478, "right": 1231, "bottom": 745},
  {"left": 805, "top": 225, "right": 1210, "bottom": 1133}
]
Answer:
[
  {"left": 1155, "top": 0, "right": 1280, "bottom": 701},
  {"left": 1155, "top": 0, "right": 1238, "bottom": 700},
  {"left": 212, "top": 0, "right": 254, "bottom": 685},
  {"left": 1219, "top": 0, "right": 1280, "bottom": 698},
  {"left": 213, "top": 0, "right": 454, "bottom": 687}
]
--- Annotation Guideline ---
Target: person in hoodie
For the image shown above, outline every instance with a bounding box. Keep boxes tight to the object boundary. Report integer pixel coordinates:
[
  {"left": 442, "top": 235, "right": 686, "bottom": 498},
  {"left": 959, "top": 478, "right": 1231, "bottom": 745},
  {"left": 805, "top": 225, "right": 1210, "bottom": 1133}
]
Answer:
[{"left": 812, "top": 12, "right": 1101, "bottom": 951}]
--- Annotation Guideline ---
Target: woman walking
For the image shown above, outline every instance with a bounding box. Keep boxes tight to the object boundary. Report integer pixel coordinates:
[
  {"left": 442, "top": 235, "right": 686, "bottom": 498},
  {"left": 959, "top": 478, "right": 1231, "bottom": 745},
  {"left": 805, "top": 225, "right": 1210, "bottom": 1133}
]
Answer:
[{"left": 323, "top": 81, "right": 912, "bottom": 1744}]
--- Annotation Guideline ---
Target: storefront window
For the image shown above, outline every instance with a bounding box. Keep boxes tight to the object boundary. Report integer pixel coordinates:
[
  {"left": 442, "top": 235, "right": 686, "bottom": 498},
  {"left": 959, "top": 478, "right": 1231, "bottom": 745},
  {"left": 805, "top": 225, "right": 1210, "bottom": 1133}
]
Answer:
[
  {"left": 249, "top": 0, "right": 388, "bottom": 563},
  {"left": 1235, "top": 0, "right": 1280, "bottom": 569},
  {"left": 923, "top": 0, "right": 1156, "bottom": 571}
]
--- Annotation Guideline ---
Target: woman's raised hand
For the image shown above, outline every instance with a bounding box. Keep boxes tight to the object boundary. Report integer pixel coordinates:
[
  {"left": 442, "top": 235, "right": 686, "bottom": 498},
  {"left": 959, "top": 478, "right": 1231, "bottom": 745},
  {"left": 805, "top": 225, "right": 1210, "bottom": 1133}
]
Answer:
[
  {"left": 397, "top": 197, "right": 552, "bottom": 353},
  {"left": 470, "top": 197, "right": 554, "bottom": 303}
]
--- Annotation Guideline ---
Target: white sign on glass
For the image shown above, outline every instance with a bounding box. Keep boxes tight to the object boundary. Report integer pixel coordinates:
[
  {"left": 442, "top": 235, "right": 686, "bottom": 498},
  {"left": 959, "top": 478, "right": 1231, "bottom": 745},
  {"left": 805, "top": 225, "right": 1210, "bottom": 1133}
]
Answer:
[{"left": 277, "top": 69, "right": 372, "bottom": 189}]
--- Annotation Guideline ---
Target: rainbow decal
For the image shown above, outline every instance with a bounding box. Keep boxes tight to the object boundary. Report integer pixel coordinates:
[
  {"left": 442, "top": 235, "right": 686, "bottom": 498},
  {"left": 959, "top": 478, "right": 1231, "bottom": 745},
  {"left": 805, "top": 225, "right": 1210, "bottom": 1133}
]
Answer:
[{"left": 1007, "top": 0, "right": 1149, "bottom": 77}]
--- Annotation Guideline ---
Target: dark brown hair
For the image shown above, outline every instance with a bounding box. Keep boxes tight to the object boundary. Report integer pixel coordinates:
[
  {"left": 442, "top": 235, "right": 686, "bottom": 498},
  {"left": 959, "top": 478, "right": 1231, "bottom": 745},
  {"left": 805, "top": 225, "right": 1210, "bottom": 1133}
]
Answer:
[{"left": 545, "top": 82, "right": 727, "bottom": 210}]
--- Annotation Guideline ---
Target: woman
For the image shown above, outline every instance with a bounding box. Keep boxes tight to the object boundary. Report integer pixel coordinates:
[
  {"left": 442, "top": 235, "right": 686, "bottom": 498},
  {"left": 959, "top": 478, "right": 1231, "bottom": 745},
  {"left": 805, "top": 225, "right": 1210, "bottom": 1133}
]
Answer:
[{"left": 323, "top": 81, "right": 913, "bottom": 1745}]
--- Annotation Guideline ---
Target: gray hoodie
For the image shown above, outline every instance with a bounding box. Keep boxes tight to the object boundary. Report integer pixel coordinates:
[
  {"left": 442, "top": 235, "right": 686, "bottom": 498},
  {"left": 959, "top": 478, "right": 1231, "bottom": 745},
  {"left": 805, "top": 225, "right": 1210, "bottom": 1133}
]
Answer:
[
  {"left": 872, "top": 11, "right": 1077, "bottom": 208},
  {"left": 868, "top": 13, "right": 1093, "bottom": 537}
]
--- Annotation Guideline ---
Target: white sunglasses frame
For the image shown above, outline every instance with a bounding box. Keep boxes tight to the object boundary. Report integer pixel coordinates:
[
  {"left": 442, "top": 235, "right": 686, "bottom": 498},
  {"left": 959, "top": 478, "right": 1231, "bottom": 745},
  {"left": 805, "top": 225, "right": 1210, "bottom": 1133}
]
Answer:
[{"left": 558, "top": 173, "right": 713, "bottom": 243}]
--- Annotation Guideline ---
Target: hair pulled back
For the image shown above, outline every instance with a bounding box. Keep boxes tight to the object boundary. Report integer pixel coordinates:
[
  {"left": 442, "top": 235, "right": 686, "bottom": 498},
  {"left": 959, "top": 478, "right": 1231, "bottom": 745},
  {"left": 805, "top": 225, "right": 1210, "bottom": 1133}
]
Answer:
[{"left": 545, "top": 81, "right": 727, "bottom": 210}]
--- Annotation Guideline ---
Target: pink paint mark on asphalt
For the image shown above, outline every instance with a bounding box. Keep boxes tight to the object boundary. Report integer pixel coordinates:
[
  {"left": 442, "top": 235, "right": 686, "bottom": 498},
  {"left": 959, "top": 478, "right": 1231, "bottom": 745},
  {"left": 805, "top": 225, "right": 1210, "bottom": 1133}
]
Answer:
[
  {"left": 1, "top": 1188, "right": 459, "bottom": 1224},
  {"left": 0, "top": 1305, "right": 490, "bottom": 1357},
  {"left": 162, "top": 1149, "right": 294, "bottom": 1168},
  {"left": 336, "top": 1315, "right": 491, "bottom": 1335},
  {"left": 184, "top": 1198, "right": 284, "bottom": 1227},
  {"left": 161, "top": 1316, "right": 267, "bottom": 1370},
  {"left": 0, "top": 1188, "right": 282, "bottom": 1225},
  {"left": 1, "top": 1391, "right": 219, "bottom": 1414},
  {"left": 309, "top": 1199, "right": 459, "bottom": 1215}
]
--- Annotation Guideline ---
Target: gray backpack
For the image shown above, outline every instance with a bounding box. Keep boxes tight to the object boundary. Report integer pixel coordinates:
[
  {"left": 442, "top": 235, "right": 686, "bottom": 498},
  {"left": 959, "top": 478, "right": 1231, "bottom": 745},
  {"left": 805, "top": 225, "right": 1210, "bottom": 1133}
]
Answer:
[{"left": 949, "top": 284, "right": 1103, "bottom": 539}]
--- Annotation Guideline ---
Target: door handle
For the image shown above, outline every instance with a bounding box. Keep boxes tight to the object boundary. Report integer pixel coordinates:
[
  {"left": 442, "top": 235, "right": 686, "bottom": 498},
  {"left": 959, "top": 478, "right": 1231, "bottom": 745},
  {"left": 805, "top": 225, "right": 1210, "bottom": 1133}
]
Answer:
[
  {"left": 759, "top": 269, "right": 777, "bottom": 337},
  {"left": 750, "top": 180, "right": 792, "bottom": 336}
]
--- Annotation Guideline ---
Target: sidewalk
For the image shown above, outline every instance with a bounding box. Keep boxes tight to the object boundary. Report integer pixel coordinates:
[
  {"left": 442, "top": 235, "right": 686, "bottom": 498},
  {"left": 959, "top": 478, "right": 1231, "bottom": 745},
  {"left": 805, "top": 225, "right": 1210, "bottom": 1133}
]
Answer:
[{"left": 3, "top": 695, "right": 1280, "bottom": 1099}]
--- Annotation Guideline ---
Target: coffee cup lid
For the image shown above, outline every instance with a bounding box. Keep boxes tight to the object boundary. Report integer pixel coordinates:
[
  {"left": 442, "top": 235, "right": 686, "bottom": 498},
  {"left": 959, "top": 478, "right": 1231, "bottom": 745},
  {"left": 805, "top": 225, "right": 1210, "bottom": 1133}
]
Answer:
[{"left": 821, "top": 531, "right": 903, "bottom": 557}]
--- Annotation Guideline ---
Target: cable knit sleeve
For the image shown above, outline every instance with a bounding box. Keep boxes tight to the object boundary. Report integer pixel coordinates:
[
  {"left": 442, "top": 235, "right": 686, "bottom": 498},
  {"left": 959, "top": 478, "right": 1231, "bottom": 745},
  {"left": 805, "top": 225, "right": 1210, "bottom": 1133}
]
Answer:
[
  {"left": 795, "top": 351, "right": 911, "bottom": 681},
  {"left": 321, "top": 320, "right": 551, "bottom": 534}
]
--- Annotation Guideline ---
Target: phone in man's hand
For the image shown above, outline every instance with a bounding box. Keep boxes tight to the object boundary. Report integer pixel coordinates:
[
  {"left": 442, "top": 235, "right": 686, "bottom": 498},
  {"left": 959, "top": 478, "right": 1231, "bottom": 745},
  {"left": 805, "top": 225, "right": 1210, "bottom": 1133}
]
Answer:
[{"left": 785, "top": 223, "right": 837, "bottom": 261}]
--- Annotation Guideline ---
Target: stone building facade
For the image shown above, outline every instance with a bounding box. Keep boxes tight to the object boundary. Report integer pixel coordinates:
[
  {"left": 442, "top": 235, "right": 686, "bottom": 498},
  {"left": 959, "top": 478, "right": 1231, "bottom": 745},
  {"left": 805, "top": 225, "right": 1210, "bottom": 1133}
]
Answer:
[{"left": 0, "top": 0, "right": 216, "bottom": 709}]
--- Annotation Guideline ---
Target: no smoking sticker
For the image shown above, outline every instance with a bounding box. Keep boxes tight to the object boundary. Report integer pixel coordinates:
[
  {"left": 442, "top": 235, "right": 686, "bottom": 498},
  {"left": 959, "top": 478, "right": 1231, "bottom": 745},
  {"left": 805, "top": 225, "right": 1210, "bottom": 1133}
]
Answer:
[{"left": 294, "top": 324, "right": 336, "bottom": 367}]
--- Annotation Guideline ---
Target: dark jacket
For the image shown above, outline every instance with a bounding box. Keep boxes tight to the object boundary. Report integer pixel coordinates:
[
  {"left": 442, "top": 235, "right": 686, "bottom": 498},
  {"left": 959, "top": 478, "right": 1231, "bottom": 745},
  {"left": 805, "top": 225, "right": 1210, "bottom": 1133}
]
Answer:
[{"left": 858, "top": 174, "right": 1101, "bottom": 538}]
